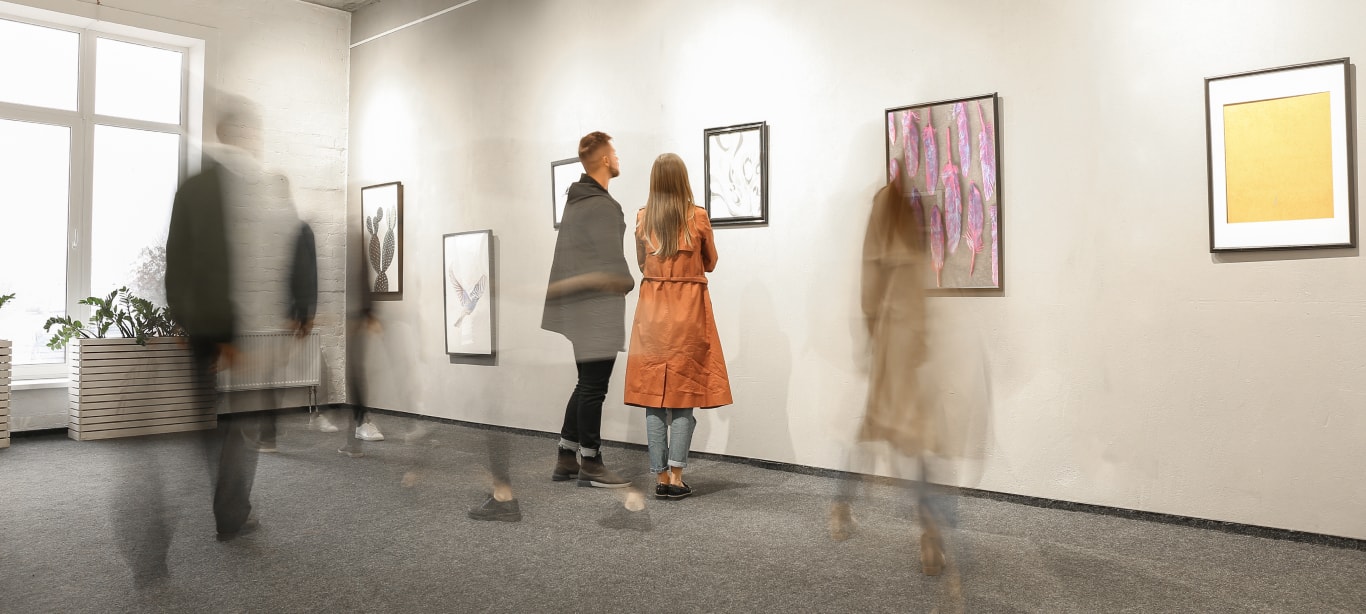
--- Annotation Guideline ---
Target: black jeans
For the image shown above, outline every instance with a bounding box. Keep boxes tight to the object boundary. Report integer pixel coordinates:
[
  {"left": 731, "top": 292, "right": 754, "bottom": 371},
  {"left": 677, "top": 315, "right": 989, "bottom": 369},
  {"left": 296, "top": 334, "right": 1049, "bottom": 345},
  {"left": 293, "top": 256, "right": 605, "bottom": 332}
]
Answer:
[
  {"left": 342, "top": 321, "right": 368, "bottom": 450},
  {"left": 558, "top": 350, "right": 617, "bottom": 452},
  {"left": 191, "top": 339, "right": 259, "bottom": 534}
]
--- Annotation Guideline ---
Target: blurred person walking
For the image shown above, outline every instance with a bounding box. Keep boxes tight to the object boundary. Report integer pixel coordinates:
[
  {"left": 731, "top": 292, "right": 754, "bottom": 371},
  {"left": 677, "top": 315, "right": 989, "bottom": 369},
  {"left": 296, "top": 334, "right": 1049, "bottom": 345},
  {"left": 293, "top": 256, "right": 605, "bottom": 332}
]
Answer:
[
  {"left": 623, "top": 153, "right": 731, "bottom": 500},
  {"left": 829, "top": 183, "right": 956, "bottom": 580},
  {"left": 165, "top": 94, "right": 317, "bottom": 541},
  {"left": 337, "top": 242, "right": 384, "bottom": 458},
  {"left": 540, "top": 131, "right": 636, "bottom": 490}
]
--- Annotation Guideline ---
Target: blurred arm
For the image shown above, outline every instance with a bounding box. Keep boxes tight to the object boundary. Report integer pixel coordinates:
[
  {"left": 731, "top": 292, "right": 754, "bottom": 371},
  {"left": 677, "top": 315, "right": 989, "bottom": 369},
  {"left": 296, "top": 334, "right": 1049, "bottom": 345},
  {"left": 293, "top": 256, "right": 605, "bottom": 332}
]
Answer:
[
  {"left": 290, "top": 222, "right": 318, "bottom": 335},
  {"left": 861, "top": 195, "right": 891, "bottom": 333}
]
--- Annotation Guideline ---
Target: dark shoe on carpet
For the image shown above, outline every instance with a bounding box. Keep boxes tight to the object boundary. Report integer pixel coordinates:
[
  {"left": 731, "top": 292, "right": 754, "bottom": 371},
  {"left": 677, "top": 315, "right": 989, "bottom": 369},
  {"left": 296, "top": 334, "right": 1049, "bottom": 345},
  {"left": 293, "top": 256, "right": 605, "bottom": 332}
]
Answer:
[
  {"left": 667, "top": 482, "right": 693, "bottom": 500},
  {"left": 467, "top": 495, "right": 522, "bottom": 522},
  {"left": 654, "top": 483, "right": 670, "bottom": 500},
  {"left": 216, "top": 517, "right": 259, "bottom": 542},
  {"left": 577, "top": 453, "right": 630, "bottom": 489},
  {"left": 552, "top": 447, "right": 580, "bottom": 482}
]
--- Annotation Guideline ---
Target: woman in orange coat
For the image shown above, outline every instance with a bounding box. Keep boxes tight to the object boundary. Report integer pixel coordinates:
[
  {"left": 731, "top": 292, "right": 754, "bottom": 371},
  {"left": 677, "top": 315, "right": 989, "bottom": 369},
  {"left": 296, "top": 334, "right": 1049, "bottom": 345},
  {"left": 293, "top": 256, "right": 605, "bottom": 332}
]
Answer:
[{"left": 623, "top": 153, "right": 733, "bottom": 500}]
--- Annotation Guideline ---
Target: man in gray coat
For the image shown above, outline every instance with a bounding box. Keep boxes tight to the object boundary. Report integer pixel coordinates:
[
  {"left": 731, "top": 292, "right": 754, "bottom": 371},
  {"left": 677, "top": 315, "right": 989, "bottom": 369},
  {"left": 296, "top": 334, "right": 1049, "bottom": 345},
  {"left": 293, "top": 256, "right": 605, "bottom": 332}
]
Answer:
[{"left": 542, "top": 131, "right": 636, "bottom": 488}]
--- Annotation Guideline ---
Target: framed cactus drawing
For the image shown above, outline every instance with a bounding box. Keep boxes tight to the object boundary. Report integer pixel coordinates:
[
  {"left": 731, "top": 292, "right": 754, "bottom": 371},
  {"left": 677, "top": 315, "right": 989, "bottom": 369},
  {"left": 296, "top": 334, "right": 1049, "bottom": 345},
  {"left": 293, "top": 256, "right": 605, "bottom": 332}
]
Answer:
[{"left": 361, "top": 182, "right": 404, "bottom": 298}]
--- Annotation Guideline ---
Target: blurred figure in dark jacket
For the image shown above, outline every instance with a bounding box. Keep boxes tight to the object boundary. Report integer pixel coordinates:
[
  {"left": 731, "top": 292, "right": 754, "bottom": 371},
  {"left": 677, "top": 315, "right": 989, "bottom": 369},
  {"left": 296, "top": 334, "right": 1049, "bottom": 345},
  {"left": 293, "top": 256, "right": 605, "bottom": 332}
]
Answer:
[
  {"left": 337, "top": 238, "right": 383, "bottom": 457},
  {"left": 165, "top": 94, "right": 317, "bottom": 541}
]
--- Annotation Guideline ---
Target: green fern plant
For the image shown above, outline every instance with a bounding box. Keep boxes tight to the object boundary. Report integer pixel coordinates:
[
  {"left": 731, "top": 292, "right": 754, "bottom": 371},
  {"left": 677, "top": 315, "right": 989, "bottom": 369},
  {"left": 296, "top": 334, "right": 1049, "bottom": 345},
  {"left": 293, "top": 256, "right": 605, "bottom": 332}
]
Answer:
[
  {"left": 0, "top": 293, "right": 14, "bottom": 311},
  {"left": 43, "top": 287, "right": 183, "bottom": 350}
]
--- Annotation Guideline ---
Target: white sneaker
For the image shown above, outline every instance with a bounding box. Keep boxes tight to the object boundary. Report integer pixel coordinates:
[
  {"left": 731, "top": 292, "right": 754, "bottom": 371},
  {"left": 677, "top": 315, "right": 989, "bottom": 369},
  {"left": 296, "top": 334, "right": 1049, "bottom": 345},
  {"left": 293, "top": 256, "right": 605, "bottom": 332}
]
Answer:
[
  {"left": 311, "top": 413, "right": 339, "bottom": 433},
  {"left": 356, "top": 422, "right": 385, "bottom": 441}
]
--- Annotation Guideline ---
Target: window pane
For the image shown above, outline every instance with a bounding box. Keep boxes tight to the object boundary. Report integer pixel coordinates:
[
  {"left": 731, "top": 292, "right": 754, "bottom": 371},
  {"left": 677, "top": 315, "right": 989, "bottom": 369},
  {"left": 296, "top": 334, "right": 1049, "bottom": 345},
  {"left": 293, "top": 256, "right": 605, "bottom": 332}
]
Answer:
[
  {"left": 0, "top": 19, "right": 78, "bottom": 111},
  {"left": 90, "top": 125, "right": 180, "bottom": 308},
  {"left": 95, "top": 38, "right": 182, "bottom": 124},
  {"left": 0, "top": 119, "right": 71, "bottom": 365}
]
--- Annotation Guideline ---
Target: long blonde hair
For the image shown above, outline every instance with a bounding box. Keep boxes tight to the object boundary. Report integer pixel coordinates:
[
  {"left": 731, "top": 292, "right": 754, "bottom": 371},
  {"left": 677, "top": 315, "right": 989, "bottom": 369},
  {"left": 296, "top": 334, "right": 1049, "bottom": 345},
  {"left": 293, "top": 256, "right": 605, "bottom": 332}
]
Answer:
[{"left": 642, "top": 153, "right": 696, "bottom": 258}]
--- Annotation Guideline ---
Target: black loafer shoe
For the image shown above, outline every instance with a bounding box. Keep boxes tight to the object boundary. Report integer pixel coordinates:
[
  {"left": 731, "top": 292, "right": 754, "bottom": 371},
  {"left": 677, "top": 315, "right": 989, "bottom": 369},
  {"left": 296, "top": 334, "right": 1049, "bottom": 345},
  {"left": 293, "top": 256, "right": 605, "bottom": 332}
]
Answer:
[
  {"left": 467, "top": 495, "right": 523, "bottom": 522},
  {"left": 654, "top": 483, "right": 670, "bottom": 500},
  {"left": 667, "top": 482, "right": 692, "bottom": 500}
]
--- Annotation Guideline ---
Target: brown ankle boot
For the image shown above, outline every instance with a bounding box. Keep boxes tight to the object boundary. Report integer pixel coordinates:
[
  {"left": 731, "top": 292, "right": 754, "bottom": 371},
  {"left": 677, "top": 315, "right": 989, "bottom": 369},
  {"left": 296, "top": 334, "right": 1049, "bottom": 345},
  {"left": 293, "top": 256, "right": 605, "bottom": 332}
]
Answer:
[{"left": 552, "top": 447, "right": 579, "bottom": 482}]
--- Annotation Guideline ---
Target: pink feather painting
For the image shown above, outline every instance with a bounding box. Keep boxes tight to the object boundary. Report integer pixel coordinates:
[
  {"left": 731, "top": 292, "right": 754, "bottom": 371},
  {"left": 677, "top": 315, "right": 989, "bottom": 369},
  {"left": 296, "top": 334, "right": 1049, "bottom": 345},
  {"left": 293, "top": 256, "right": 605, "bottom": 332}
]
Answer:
[
  {"left": 941, "top": 128, "right": 962, "bottom": 256},
  {"left": 923, "top": 202, "right": 945, "bottom": 285},
  {"left": 976, "top": 100, "right": 996, "bottom": 202},
  {"left": 901, "top": 109, "right": 920, "bottom": 180},
  {"left": 966, "top": 182, "right": 985, "bottom": 275},
  {"left": 922, "top": 115, "right": 937, "bottom": 195},
  {"left": 884, "top": 95, "right": 1000, "bottom": 289},
  {"left": 988, "top": 202, "right": 999, "bottom": 286},
  {"left": 929, "top": 204, "right": 945, "bottom": 288},
  {"left": 954, "top": 102, "right": 971, "bottom": 178}
]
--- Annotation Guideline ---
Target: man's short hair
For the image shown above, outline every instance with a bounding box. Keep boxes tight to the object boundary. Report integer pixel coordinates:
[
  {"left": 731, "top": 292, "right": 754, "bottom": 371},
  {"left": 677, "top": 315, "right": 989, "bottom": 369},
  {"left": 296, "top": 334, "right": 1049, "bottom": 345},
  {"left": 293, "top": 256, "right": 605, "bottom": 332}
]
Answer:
[{"left": 578, "top": 131, "right": 613, "bottom": 169}]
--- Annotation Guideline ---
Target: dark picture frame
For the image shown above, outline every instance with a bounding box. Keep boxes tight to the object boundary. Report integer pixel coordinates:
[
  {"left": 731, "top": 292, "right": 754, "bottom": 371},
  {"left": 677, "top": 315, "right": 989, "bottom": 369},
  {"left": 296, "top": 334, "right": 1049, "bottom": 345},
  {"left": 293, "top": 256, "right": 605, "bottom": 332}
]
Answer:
[
  {"left": 442, "top": 229, "right": 495, "bottom": 357},
  {"left": 704, "top": 121, "right": 768, "bottom": 226},
  {"left": 885, "top": 93, "right": 1002, "bottom": 290},
  {"left": 360, "top": 181, "right": 403, "bottom": 299},
  {"left": 1205, "top": 58, "right": 1356, "bottom": 252},
  {"left": 551, "top": 157, "right": 583, "bottom": 230}
]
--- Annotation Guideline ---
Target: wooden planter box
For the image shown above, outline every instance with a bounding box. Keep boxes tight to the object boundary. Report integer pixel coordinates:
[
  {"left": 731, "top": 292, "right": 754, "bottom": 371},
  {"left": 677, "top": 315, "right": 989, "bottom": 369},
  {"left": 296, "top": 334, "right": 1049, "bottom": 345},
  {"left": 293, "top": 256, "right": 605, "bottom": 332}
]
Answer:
[
  {"left": 1, "top": 340, "right": 10, "bottom": 449},
  {"left": 69, "top": 337, "right": 215, "bottom": 441}
]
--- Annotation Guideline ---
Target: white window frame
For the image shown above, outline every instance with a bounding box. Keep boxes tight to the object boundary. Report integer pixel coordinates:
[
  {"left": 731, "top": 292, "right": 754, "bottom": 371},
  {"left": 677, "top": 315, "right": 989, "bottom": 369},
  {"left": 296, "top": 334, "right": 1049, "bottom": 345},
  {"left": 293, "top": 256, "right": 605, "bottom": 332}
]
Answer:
[{"left": 0, "top": 0, "right": 211, "bottom": 383}]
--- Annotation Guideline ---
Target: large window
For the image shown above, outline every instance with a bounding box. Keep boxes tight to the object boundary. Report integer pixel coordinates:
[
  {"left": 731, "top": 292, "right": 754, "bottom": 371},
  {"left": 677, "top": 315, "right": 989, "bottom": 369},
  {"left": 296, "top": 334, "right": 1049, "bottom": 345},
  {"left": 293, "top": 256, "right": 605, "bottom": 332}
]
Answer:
[{"left": 0, "top": 14, "right": 195, "bottom": 380}]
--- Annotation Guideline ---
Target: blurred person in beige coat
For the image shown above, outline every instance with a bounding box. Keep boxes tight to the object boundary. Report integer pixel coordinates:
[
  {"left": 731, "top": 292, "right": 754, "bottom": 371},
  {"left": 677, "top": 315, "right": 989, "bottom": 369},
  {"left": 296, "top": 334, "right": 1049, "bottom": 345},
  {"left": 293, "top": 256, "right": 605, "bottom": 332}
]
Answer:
[{"left": 830, "top": 183, "right": 965, "bottom": 584}]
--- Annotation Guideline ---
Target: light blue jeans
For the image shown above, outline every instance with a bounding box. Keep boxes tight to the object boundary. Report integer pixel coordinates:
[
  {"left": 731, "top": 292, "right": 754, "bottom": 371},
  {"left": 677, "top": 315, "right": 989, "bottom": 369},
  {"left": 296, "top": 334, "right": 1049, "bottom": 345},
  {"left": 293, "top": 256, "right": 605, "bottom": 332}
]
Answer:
[{"left": 645, "top": 408, "right": 696, "bottom": 474}]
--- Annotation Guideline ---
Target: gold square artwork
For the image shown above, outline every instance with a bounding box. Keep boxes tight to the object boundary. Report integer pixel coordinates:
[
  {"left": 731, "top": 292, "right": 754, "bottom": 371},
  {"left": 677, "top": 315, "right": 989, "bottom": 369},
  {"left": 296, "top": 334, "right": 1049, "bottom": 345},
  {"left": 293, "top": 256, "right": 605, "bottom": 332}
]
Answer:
[{"left": 1222, "top": 92, "right": 1334, "bottom": 223}]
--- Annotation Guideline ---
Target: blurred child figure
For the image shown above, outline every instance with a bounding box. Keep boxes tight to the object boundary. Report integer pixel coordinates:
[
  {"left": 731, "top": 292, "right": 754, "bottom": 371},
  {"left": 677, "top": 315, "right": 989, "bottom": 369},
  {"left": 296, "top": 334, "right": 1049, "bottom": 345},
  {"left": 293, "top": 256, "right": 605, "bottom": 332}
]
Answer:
[{"left": 623, "top": 153, "right": 732, "bottom": 500}]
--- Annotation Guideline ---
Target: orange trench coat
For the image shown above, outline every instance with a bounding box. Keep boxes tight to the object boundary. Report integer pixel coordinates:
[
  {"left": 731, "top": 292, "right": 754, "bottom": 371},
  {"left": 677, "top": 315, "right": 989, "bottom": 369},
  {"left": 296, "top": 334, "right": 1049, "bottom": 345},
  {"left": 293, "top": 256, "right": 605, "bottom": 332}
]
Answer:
[{"left": 623, "top": 206, "right": 733, "bottom": 410}]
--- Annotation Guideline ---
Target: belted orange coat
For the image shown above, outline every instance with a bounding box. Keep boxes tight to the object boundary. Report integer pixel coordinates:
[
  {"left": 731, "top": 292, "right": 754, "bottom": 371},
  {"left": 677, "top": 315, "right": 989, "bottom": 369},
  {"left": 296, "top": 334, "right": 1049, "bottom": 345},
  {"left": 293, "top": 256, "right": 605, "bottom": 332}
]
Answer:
[{"left": 623, "top": 206, "right": 733, "bottom": 410}]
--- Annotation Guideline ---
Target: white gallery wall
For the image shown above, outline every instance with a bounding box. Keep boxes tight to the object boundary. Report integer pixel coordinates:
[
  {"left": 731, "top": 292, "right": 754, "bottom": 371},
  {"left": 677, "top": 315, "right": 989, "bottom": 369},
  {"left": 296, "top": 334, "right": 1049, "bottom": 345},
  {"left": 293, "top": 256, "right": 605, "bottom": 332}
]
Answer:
[
  {"left": 5, "top": 0, "right": 351, "bottom": 424},
  {"left": 348, "top": 0, "right": 1366, "bottom": 540}
]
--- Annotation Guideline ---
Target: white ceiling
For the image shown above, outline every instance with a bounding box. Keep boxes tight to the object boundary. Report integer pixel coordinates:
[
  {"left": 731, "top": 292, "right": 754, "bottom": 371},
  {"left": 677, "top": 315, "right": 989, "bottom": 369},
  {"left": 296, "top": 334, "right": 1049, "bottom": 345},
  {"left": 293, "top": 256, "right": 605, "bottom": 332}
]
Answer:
[{"left": 298, "top": 0, "right": 377, "bottom": 12}]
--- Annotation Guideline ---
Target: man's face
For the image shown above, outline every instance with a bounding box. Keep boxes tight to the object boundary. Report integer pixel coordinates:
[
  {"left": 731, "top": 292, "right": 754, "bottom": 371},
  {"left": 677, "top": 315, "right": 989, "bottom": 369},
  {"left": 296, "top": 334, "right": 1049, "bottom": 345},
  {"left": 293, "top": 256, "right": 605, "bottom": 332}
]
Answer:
[{"left": 605, "top": 143, "right": 621, "bottom": 178}]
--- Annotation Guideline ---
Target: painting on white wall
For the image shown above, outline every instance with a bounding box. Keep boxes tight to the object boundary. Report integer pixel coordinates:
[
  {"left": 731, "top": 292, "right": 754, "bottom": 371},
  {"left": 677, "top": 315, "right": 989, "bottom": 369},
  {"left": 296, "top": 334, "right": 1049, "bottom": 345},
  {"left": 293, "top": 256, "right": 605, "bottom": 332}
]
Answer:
[
  {"left": 885, "top": 93, "right": 1001, "bottom": 290},
  {"left": 361, "top": 182, "right": 403, "bottom": 298},
  {"left": 443, "top": 230, "right": 494, "bottom": 356},
  {"left": 551, "top": 157, "right": 584, "bottom": 229},
  {"left": 704, "top": 121, "right": 768, "bottom": 226},
  {"left": 1205, "top": 58, "right": 1356, "bottom": 251}
]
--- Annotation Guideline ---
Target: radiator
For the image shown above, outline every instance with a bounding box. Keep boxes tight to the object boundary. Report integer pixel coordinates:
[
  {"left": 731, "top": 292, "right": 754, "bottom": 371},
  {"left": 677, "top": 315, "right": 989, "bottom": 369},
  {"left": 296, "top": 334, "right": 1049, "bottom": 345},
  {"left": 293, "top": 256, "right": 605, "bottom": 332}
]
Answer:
[{"left": 217, "top": 332, "right": 321, "bottom": 408}]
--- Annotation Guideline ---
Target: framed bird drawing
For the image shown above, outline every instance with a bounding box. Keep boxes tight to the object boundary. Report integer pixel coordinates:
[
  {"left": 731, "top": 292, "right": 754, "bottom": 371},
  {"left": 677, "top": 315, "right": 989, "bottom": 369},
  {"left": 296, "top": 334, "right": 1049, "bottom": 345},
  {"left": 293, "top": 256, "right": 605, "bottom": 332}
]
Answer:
[{"left": 442, "top": 230, "right": 495, "bottom": 356}]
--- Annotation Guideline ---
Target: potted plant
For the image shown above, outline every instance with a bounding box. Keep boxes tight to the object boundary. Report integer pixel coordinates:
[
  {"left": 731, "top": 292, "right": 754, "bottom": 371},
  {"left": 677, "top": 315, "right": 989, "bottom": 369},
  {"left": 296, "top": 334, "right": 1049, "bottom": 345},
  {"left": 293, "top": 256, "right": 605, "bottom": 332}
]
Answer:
[
  {"left": 44, "top": 288, "right": 213, "bottom": 441},
  {"left": 0, "top": 293, "right": 12, "bottom": 449}
]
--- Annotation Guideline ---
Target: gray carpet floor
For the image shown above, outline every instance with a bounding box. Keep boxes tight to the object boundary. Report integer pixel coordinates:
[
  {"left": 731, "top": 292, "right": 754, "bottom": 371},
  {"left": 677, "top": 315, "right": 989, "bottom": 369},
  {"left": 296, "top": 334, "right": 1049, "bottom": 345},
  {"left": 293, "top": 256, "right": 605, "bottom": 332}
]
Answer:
[{"left": 1, "top": 412, "right": 1362, "bottom": 613}]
